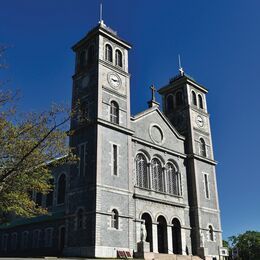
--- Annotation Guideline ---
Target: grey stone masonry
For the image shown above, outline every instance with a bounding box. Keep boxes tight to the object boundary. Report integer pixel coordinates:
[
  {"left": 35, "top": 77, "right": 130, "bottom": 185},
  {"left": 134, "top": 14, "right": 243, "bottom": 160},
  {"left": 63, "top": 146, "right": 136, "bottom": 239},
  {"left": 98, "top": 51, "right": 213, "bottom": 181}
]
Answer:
[{"left": 0, "top": 21, "right": 225, "bottom": 260}]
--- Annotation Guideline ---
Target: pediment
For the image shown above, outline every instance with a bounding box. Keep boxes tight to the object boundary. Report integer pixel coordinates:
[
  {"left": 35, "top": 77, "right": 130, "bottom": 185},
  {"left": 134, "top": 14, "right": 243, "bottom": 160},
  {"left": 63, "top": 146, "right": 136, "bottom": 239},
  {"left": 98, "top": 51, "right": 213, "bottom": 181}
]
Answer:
[{"left": 131, "top": 107, "right": 185, "bottom": 153}]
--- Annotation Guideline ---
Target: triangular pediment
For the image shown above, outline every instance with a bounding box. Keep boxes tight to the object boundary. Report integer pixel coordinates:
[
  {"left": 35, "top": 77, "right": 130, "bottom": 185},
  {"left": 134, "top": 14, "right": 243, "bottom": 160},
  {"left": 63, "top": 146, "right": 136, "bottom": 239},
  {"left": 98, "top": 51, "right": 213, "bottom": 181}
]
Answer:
[{"left": 131, "top": 107, "right": 185, "bottom": 154}]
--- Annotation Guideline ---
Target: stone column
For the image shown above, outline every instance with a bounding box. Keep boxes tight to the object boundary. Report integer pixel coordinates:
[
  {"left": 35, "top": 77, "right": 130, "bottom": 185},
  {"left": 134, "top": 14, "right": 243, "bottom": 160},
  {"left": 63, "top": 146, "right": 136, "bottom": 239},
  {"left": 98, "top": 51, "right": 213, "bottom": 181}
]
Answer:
[
  {"left": 167, "top": 224, "right": 173, "bottom": 254},
  {"left": 152, "top": 222, "right": 158, "bottom": 253},
  {"left": 135, "top": 220, "right": 142, "bottom": 244},
  {"left": 163, "top": 167, "right": 167, "bottom": 193},
  {"left": 181, "top": 227, "right": 187, "bottom": 255},
  {"left": 148, "top": 163, "right": 152, "bottom": 189}
]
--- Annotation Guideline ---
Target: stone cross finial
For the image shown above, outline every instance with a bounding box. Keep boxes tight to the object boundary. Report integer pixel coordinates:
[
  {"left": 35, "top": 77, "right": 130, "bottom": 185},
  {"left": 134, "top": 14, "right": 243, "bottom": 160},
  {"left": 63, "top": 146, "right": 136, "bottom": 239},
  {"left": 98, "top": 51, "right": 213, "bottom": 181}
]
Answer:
[
  {"left": 147, "top": 84, "right": 159, "bottom": 108},
  {"left": 150, "top": 84, "right": 156, "bottom": 101}
]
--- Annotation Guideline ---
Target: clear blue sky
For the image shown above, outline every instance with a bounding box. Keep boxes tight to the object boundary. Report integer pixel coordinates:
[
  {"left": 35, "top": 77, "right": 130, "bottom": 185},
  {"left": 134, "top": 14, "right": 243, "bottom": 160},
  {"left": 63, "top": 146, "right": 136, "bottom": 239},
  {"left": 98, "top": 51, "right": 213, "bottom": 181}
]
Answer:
[{"left": 1, "top": 0, "right": 260, "bottom": 240}]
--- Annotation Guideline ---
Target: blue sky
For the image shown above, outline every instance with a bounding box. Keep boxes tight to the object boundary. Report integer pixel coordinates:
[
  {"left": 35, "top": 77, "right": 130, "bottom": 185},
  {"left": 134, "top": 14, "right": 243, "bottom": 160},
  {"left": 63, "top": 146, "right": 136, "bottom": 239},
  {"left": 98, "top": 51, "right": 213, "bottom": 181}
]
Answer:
[{"left": 1, "top": 0, "right": 260, "bottom": 240}]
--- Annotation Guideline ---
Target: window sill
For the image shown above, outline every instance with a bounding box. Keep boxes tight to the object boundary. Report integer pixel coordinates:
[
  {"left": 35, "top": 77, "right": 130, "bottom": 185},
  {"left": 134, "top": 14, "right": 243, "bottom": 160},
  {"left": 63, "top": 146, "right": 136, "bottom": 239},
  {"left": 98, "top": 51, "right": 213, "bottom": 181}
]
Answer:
[
  {"left": 108, "top": 227, "right": 122, "bottom": 231},
  {"left": 134, "top": 185, "right": 182, "bottom": 198},
  {"left": 133, "top": 192, "right": 186, "bottom": 208}
]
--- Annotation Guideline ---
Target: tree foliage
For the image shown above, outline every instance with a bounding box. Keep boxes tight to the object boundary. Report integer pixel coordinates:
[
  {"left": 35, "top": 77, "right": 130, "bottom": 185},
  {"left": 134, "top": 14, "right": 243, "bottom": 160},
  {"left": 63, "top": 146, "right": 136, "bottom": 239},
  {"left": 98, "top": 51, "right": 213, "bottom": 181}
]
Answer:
[
  {"left": 0, "top": 46, "right": 75, "bottom": 223},
  {"left": 229, "top": 231, "right": 260, "bottom": 260}
]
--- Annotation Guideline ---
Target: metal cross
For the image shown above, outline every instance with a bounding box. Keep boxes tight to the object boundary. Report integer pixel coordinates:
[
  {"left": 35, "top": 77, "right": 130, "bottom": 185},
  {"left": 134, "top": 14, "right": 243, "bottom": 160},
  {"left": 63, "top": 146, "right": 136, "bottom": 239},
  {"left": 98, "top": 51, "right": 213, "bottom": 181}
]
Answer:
[{"left": 150, "top": 84, "right": 156, "bottom": 101}]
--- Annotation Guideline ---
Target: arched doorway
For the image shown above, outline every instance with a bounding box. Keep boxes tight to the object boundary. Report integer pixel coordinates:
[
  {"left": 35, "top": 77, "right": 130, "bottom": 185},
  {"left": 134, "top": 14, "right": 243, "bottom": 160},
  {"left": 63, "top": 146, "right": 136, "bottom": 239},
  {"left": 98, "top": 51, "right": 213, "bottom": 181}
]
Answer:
[
  {"left": 141, "top": 213, "right": 153, "bottom": 251},
  {"left": 172, "top": 218, "right": 182, "bottom": 254},
  {"left": 157, "top": 216, "right": 168, "bottom": 253}
]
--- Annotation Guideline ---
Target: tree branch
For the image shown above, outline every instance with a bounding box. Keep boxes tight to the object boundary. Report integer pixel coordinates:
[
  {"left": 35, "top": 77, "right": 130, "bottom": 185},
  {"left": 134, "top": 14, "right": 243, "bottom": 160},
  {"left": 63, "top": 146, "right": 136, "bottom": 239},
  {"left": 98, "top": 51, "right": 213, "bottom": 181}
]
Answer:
[{"left": 0, "top": 116, "right": 70, "bottom": 184}]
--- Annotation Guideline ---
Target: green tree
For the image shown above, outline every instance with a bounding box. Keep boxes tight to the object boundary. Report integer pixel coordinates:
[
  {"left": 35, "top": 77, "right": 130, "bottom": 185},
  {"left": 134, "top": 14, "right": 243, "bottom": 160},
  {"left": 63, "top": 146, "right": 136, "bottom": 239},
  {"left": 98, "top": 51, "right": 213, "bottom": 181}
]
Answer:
[
  {"left": 223, "top": 239, "right": 229, "bottom": 248},
  {"left": 229, "top": 231, "right": 260, "bottom": 260},
  {"left": 0, "top": 46, "right": 75, "bottom": 223}
]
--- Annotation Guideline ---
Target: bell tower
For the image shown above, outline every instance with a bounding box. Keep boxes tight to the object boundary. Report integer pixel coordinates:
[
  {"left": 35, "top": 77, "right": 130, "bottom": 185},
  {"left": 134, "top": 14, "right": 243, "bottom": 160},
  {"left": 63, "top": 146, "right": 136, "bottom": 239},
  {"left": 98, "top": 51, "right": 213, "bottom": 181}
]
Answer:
[
  {"left": 66, "top": 20, "right": 133, "bottom": 257},
  {"left": 158, "top": 70, "right": 223, "bottom": 259}
]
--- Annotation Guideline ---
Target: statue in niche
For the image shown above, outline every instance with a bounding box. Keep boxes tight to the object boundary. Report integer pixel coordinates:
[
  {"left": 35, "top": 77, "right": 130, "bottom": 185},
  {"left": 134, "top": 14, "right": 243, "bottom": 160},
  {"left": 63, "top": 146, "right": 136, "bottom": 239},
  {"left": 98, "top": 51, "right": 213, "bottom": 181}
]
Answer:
[
  {"left": 200, "top": 230, "right": 205, "bottom": 247},
  {"left": 140, "top": 222, "right": 147, "bottom": 242}
]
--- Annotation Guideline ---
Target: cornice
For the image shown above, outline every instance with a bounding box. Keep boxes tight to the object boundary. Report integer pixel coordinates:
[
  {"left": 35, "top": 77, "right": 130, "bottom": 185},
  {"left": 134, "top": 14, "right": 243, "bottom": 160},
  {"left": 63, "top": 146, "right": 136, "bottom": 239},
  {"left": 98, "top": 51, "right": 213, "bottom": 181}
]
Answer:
[
  {"left": 97, "top": 118, "right": 134, "bottom": 136},
  {"left": 187, "top": 154, "right": 217, "bottom": 165},
  {"left": 133, "top": 193, "right": 187, "bottom": 208},
  {"left": 132, "top": 136, "right": 187, "bottom": 159},
  {"left": 99, "top": 59, "right": 130, "bottom": 78}
]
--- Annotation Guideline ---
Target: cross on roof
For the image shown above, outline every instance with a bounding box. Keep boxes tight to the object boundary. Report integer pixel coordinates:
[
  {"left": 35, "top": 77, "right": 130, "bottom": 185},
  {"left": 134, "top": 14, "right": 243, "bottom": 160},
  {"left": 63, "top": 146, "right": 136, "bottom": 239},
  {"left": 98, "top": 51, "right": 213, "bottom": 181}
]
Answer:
[{"left": 150, "top": 84, "right": 156, "bottom": 101}]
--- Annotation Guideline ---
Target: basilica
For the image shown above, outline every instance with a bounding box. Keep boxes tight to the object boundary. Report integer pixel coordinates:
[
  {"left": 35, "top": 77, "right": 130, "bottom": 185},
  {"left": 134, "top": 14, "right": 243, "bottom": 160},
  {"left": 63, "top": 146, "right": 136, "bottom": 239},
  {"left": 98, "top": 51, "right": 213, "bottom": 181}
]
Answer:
[{"left": 0, "top": 19, "right": 228, "bottom": 260}]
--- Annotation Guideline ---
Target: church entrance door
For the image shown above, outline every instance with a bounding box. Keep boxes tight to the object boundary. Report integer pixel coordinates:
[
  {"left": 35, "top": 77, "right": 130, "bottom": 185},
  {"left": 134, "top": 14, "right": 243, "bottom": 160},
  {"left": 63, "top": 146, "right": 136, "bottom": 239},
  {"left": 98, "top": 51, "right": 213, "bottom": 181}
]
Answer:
[
  {"left": 172, "top": 218, "right": 182, "bottom": 254},
  {"left": 141, "top": 213, "right": 153, "bottom": 251},
  {"left": 157, "top": 216, "right": 168, "bottom": 253}
]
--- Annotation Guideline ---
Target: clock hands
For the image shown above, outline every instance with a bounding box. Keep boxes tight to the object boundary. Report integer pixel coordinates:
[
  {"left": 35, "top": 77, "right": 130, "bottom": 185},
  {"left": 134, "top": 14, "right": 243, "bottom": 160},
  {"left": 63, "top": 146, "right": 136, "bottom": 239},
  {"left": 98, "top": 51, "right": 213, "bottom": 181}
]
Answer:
[{"left": 108, "top": 73, "right": 121, "bottom": 89}]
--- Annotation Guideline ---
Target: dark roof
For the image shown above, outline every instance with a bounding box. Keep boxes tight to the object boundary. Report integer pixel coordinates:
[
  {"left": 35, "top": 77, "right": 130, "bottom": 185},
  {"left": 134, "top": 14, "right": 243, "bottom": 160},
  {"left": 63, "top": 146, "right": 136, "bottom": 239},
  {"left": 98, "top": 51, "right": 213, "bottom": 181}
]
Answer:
[
  {"left": 72, "top": 22, "right": 132, "bottom": 51},
  {"left": 158, "top": 72, "right": 208, "bottom": 94},
  {"left": 169, "top": 72, "right": 196, "bottom": 83}
]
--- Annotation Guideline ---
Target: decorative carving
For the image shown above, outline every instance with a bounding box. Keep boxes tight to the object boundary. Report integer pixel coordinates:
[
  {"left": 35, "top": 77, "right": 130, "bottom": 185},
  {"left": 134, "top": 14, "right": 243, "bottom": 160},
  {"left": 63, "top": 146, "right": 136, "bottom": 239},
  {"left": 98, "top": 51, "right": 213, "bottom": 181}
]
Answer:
[{"left": 149, "top": 124, "right": 165, "bottom": 145}]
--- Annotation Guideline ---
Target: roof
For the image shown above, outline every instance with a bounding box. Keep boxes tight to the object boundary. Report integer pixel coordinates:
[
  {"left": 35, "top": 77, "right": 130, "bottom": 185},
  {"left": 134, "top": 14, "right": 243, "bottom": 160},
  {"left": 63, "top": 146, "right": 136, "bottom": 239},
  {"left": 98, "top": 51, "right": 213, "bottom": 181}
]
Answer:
[
  {"left": 72, "top": 21, "right": 132, "bottom": 51},
  {"left": 158, "top": 72, "right": 208, "bottom": 94},
  {"left": 0, "top": 211, "right": 64, "bottom": 229},
  {"left": 131, "top": 106, "right": 185, "bottom": 141}
]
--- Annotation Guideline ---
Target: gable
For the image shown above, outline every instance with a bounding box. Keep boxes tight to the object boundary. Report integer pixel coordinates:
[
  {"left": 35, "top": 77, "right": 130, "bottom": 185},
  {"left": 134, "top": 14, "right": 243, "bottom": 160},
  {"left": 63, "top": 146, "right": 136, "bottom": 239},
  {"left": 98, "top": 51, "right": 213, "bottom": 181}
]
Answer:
[{"left": 131, "top": 108, "right": 185, "bottom": 154}]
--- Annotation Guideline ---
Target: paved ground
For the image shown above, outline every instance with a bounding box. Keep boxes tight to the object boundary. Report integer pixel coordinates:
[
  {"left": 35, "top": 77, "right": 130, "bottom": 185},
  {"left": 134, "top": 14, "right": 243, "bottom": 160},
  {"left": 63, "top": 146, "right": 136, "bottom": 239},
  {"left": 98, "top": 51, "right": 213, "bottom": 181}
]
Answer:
[
  {"left": 0, "top": 258, "right": 113, "bottom": 260},
  {"left": 0, "top": 258, "right": 101, "bottom": 260}
]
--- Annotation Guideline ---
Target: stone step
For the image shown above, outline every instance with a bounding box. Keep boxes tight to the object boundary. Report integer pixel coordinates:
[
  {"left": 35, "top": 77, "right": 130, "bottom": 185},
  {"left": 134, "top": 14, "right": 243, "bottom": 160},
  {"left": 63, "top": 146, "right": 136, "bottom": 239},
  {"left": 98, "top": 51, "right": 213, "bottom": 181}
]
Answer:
[{"left": 143, "top": 253, "right": 203, "bottom": 260}]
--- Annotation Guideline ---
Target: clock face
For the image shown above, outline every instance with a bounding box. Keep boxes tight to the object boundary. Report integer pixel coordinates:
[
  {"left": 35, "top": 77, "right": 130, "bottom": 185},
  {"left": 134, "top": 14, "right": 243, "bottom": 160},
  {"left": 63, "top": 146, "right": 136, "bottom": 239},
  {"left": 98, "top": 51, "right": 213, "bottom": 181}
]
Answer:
[
  {"left": 196, "top": 115, "right": 204, "bottom": 127},
  {"left": 107, "top": 72, "right": 121, "bottom": 89}
]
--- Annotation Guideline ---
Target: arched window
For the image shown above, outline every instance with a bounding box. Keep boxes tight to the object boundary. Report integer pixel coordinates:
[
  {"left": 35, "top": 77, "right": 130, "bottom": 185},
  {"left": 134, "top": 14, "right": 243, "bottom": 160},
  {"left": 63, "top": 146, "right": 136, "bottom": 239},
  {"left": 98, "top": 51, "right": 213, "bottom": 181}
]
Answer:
[
  {"left": 46, "top": 179, "right": 54, "bottom": 207},
  {"left": 35, "top": 192, "right": 42, "bottom": 207},
  {"left": 151, "top": 158, "right": 164, "bottom": 192},
  {"left": 166, "top": 95, "right": 174, "bottom": 113},
  {"left": 79, "top": 50, "right": 86, "bottom": 67},
  {"left": 176, "top": 91, "right": 183, "bottom": 107},
  {"left": 77, "top": 208, "right": 84, "bottom": 229},
  {"left": 87, "top": 45, "right": 94, "bottom": 64},
  {"left": 192, "top": 91, "right": 197, "bottom": 106},
  {"left": 21, "top": 231, "right": 29, "bottom": 249},
  {"left": 11, "top": 233, "right": 17, "bottom": 250},
  {"left": 115, "top": 49, "right": 123, "bottom": 67},
  {"left": 199, "top": 138, "right": 206, "bottom": 157},
  {"left": 57, "top": 174, "right": 66, "bottom": 204},
  {"left": 166, "top": 163, "right": 179, "bottom": 195},
  {"left": 32, "top": 230, "right": 40, "bottom": 248},
  {"left": 209, "top": 225, "right": 214, "bottom": 241},
  {"left": 110, "top": 101, "right": 119, "bottom": 124},
  {"left": 111, "top": 209, "right": 119, "bottom": 229},
  {"left": 105, "top": 44, "right": 113, "bottom": 62},
  {"left": 136, "top": 153, "right": 149, "bottom": 189},
  {"left": 198, "top": 94, "right": 203, "bottom": 109}
]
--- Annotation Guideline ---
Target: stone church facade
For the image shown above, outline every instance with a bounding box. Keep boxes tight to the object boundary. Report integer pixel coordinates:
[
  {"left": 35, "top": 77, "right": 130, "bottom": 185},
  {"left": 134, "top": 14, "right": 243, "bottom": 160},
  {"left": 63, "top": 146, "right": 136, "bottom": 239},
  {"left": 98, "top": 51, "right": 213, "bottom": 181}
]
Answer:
[{"left": 0, "top": 21, "right": 226, "bottom": 260}]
